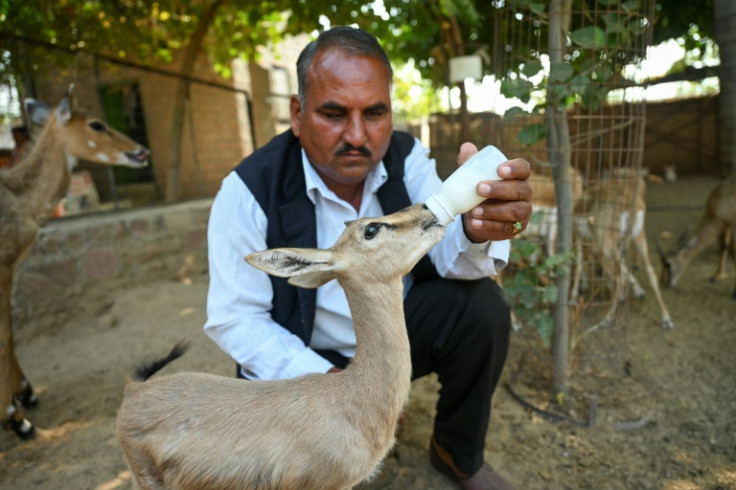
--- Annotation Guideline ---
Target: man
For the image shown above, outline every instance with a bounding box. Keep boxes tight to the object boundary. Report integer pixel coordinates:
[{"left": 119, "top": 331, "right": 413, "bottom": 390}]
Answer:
[{"left": 205, "top": 26, "right": 532, "bottom": 490}]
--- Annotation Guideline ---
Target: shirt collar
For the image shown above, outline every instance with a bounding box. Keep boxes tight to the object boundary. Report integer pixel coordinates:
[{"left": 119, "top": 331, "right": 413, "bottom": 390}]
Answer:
[{"left": 301, "top": 148, "right": 388, "bottom": 205}]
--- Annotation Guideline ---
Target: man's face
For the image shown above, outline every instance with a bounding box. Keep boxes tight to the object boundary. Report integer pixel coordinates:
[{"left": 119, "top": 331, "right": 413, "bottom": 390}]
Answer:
[{"left": 290, "top": 48, "right": 393, "bottom": 190}]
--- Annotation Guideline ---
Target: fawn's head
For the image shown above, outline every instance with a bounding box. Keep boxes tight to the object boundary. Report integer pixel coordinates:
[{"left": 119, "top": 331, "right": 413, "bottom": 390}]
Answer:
[{"left": 246, "top": 203, "right": 444, "bottom": 288}]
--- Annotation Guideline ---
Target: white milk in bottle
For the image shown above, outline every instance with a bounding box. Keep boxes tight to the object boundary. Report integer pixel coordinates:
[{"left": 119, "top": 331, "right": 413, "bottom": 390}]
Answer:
[{"left": 425, "top": 145, "right": 508, "bottom": 225}]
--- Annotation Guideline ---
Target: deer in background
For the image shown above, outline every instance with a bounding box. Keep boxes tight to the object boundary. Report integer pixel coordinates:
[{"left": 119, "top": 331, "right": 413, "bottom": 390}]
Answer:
[
  {"left": 659, "top": 174, "right": 736, "bottom": 299},
  {"left": 575, "top": 168, "right": 675, "bottom": 330},
  {"left": 663, "top": 164, "right": 678, "bottom": 183},
  {"left": 116, "top": 203, "right": 443, "bottom": 490},
  {"left": 0, "top": 85, "right": 149, "bottom": 438},
  {"left": 524, "top": 166, "right": 585, "bottom": 259}
]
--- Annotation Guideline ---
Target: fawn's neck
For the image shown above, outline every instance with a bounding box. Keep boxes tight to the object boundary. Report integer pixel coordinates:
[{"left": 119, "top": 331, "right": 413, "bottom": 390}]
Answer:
[{"left": 340, "top": 277, "right": 412, "bottom": 413}]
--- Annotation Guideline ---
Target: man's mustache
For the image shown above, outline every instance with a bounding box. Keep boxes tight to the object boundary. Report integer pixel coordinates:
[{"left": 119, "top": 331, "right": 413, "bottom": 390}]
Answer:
[{"left": 335, "top": 145, "right": 371, "bottom": 158}]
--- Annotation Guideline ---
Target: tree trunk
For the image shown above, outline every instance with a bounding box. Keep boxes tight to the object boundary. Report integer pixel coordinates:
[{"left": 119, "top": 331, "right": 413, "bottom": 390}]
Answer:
[
  {"left": 714, "top": 0, "right": 736, "bottom": 176},
  {"left": 458, "top": 81, "right": 470, "bottom": 143},
  {"left": 547, "top": 0, "right": 574, "bottom": 398},
  {"left": 434, "top": 9, "right": 471, "bottom": 147},
  {"left": 165, "top": 0, "right": 226, "bottom": 201}
]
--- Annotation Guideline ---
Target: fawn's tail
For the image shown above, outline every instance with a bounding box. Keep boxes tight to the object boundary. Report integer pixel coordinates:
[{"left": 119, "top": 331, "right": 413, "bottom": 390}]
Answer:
[{"left": 131, "top": 341, "right": 189, "bottom": 382}]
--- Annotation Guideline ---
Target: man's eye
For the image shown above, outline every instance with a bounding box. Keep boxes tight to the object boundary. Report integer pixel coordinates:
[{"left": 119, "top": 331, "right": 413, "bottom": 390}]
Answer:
[{"left": 364, "top": 223, "right": 381, "bottom": 240}]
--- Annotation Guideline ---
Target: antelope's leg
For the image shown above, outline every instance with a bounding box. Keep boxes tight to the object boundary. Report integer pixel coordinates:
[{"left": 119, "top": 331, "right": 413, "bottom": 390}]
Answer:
[
  {"left": 711, "top": 228, "right": 731, "bottom": 282},
  {"left": 0, "top": 266, "right": 35, "bottom": 438},
  {"left": 632, "top": 228, "right": 674, "bottom": 329},
  {"left": 587, "top": 251, "right": 624, "bottom": 332}
]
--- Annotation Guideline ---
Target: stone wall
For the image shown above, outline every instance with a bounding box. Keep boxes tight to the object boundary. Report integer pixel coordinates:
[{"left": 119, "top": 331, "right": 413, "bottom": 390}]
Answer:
[{"left": 12, "top": 199, "right": 212, "bottom": 337}]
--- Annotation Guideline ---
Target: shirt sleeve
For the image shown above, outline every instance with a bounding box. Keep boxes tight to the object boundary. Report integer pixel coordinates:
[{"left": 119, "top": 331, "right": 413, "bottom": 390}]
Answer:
[
  {"left": 403, "top": 139, "right": 510, "bottom": 279},
  {"left": 203, "top": 172, "right": 334, "bottom": 380}
]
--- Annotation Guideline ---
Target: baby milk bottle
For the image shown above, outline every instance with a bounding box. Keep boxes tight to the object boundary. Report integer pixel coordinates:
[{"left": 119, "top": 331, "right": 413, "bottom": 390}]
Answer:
[{"left": 425, "top": 145, "right": 508, "bottom": 225}]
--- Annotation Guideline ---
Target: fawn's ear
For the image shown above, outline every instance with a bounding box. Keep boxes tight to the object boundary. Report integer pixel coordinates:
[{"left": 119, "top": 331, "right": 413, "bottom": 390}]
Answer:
[
  {"left": 287, "top": 270, "right": 337, "bottom": 289},
  {"left": 246, "top": 248, "right": 337, "bottom": 289}
]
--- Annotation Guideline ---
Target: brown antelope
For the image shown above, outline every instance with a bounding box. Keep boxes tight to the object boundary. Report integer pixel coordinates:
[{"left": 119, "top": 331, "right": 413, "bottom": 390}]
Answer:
[
  {"left": 116, "top": 204, "right": 444, "bottom": 490},
  {"left": 576, "top": 169, "right": 675, "bottom": 330},
  {"left": 663, "top": 164, "right": 678, "bottom": 183},
  {"left": 0, "top": 85, "right": 149, "bottom": 438},
  {"left": 525, "top": 167, "right": 585, "bottom": 258},
  {"left": 660, "top": 174, "right": 736, "bottom": 299}
]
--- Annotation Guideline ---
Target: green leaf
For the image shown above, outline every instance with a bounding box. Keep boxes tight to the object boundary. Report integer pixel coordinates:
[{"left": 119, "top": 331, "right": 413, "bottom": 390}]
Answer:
[
  {"left": 550, "top": 62, "right": 574, "bottom": 82},
  {"left": 579, "top": 57, "right": 597, "bottom": 74},
  {"left": 569, "top": 73, "right": 591, "bottom": 93},
  {"left": 500, "top": 78, "right": 534, "bottom": 103},
  {"left": 582, "top": 84, "right": 608, "bottom": 111},
  {"left": 518, "top": 123, "right": 546, "bottom": 145},
  {"left": 542, "top": 284, "right": 558, "bottom": 303},
  {"left": 537, "top": 314, "right": 554, "bottom": 346},
  {"left": 521, "top": 60, "right": 543, "bottom": 78},
  {"left": 503, "top": 106, "right": 528, "bottom": 120},
  {"left": 602, "top": 13, "right": 626, "bottom": 34},
  {"left": 595, "top": 64, "right": 613, "bottom": 81},
  {"left": 622, "top": 0, "right": 641, "bottom": 12},
  {"left": 570, "top": 26, "right": 606, "bottom": 49},
  {"left": 512, "top": 238, "right": 540, "bottom": 259},
  {"left": 529, "top": 210, "right": 546, "bottom": 225},
  {"left": 528, "top": 3, "right": 547, "bottom": 17}
]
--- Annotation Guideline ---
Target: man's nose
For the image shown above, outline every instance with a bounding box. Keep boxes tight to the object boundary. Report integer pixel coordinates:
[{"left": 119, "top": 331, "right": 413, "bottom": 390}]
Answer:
[{"left": 343, "top": 114, "right": 368, "bottom": 147}]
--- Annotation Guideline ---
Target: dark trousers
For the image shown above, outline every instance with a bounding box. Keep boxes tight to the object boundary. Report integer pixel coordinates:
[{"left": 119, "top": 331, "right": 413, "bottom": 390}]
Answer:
[{"left": 320, "top": 277, "right": 511, "bottom": 475}]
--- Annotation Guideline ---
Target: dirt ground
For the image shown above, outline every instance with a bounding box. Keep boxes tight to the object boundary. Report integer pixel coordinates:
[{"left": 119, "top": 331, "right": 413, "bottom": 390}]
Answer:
[{"left": 1, "top": 175, "right": 734, "bottom": 490}]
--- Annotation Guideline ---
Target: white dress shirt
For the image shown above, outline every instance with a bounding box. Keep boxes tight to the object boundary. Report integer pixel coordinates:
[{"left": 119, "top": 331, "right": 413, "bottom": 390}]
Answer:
[{"left": 204, "top": 137, "right": 510, "bottom": 380}]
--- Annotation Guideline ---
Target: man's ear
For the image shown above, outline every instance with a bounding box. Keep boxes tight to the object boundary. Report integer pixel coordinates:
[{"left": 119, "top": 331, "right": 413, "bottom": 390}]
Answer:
[{"left": 289, "top": 94, "right": 302, "bottom": 137}]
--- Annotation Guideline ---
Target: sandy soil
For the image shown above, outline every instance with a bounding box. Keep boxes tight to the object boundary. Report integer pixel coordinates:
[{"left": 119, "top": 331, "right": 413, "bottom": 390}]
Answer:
[{"left": 1, "top": 175, "right": 734, "bottom": 490}]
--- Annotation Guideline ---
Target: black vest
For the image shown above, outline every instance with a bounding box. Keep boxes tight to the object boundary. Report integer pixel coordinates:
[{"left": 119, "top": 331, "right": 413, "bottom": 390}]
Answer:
[{"left": 235, "top": 129, "right": 437, "bottom": 344}]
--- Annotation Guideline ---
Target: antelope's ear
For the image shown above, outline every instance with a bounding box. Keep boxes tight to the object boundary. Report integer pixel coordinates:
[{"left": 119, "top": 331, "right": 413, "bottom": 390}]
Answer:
[
  {"left": 56, "top": 91, "right": 72, "bottom": 126},
  {"left": 287, "top": 270, "right": 336, "bottom": 289},
  {"left": 25, "top": 99, "right": 52, "bottom": 126},
  {"left": 65, "top": 83, "right": 79, "bottom": 112},
  {"left": 246, "top": 248, "right": 337, "bottom": 289}
]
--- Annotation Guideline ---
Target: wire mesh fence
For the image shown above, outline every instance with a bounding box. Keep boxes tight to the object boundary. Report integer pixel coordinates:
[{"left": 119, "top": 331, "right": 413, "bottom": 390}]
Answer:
[{"left": 481, "top": 0, "right": 658, "bottom": 414}]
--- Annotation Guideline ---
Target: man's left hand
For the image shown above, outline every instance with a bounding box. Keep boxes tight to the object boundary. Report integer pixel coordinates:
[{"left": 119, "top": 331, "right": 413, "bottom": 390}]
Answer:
[{"left": 457, "top": 143, "right": 533, "bottom": 243}]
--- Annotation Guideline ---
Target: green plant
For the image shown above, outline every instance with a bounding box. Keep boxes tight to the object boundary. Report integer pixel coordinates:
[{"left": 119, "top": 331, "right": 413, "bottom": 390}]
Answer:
[{"left": 505, "top": 215, "right": 574, "bottom": 346}]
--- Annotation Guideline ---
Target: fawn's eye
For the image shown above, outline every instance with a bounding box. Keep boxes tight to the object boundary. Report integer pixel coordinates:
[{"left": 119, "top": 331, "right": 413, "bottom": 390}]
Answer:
[
  {"left": 89, "top": 121, "right": 106, "bottom": 132},
  {"left": 364, "top": 223, "right": 381, "bottom": 240}
]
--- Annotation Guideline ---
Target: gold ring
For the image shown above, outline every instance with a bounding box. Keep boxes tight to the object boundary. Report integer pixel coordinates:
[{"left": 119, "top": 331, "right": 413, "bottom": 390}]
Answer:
[{"left": 512, "top": 221, "right": 523, "bottom": 235}]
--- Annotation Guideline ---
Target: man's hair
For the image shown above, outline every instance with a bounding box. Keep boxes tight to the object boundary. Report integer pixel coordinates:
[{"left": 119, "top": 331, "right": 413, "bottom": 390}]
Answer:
[{"left": 296, "top": 26, "right": 393, "bottom": 106}]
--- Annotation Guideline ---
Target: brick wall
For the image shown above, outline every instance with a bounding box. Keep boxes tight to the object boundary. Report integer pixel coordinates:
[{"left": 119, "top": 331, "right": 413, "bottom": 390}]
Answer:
[
  {"left": 12, "top": 199, "right": 212, "bottom": 338},
  {"left": 24, "top": 34, "right": 312, "bottom": 204},
  {"left": 31, "top": 51, "right": 252, "bottom": 203}
]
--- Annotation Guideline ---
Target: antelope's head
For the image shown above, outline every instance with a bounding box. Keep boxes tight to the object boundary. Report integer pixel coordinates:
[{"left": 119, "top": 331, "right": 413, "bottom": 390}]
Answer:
[
  {"left": 25, "top": 84, "right": 149, "bottom": 169},
  {"left": 246, "top": 204, "right": 444, "bottom": 289}
]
